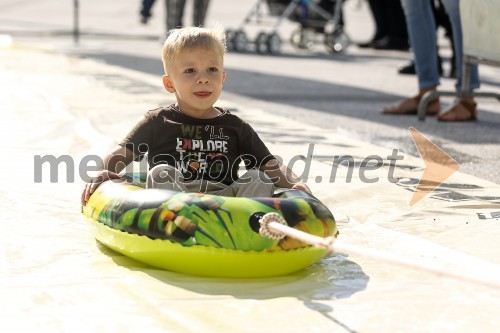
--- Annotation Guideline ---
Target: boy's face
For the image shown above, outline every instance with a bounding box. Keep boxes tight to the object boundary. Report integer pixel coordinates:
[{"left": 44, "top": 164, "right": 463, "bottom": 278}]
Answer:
[{"left": 163, "top": 47, "right": 226, "bottom": 116}]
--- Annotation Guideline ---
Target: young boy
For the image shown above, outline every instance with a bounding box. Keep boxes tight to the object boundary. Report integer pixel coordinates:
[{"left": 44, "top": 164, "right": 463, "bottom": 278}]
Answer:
[{"left": 81, "top": 26, "right": 310, "bottom": 206}]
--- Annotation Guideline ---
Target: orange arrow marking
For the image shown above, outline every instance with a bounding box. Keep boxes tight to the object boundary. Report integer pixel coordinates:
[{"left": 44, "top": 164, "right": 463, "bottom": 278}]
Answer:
[{"left": 409, "top": 127, "right": 460, "bottom": 206}]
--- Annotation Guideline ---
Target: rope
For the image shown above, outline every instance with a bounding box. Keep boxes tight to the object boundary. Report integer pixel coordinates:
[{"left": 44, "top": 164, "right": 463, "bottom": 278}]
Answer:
[{"left": 259, "top": 212, "right": 500, "bottom": 291}]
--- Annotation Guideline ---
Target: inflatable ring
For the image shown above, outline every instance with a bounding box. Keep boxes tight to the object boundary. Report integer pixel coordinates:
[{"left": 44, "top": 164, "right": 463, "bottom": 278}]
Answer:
[{"left": 82, "top": 175, "right": 338, "bottom": 278}]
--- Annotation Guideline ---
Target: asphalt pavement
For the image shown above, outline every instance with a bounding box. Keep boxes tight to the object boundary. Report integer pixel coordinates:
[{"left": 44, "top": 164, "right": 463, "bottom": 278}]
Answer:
[{"left": 1, "top": 0, "right": 499, "bottom": 183}]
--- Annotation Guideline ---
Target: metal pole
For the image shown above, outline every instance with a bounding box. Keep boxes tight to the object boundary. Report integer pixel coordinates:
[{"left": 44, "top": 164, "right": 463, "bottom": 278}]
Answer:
[{"left": 73, "top": 0, "right": 80, "bottom": 45}]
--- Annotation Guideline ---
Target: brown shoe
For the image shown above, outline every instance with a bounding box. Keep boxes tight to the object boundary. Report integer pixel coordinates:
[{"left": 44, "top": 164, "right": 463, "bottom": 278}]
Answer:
[
  {"left": 382, "top": 95, "right": 440, "bottom": 115},
  {"left": 437, "top": 98, "right": 477, "bottom": 121}
]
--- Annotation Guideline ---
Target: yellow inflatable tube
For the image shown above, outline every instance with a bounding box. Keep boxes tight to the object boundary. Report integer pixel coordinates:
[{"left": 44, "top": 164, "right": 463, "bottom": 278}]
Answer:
[{"left": 83, "top": 178, "right": 337, "bottom": 278}]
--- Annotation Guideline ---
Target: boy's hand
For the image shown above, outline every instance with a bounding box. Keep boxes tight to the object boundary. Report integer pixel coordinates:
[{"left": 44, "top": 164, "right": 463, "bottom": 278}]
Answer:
[
  {"left": 292, "top": 182, "right": 311, "bottom": 194},
  {"left": 81, "top": 170, "right": 121, "bottom": 206}
]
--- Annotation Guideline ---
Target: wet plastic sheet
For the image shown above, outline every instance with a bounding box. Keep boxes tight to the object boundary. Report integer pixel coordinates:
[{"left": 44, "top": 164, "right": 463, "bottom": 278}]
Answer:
[{"left": 1, "top": 47, "right": 500, "bottom": 332}]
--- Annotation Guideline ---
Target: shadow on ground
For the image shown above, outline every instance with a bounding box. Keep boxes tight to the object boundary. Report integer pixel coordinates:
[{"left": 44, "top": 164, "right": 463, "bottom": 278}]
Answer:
[{"left": 75, "top": 50, "right": 500, "bottom": 147}]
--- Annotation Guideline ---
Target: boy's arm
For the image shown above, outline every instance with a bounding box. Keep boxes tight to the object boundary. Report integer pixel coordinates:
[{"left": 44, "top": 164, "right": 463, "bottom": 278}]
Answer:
[
  {"left": 81, "top": 145, "right": 136, "bottom": 205},
  {"left": 260, "top": 158, "right": 311, "bottom": 194}
]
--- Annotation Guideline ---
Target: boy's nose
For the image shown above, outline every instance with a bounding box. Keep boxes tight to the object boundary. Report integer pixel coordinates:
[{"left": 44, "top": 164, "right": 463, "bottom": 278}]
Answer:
[{"left": 197, "top": 75, "right": 209, "bottom": 84}]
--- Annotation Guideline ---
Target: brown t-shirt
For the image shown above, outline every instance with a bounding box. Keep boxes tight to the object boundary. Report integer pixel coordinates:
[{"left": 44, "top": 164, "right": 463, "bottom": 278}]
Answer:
[{"left": 120, "top": 105, "right": 274, "bottom": 185}]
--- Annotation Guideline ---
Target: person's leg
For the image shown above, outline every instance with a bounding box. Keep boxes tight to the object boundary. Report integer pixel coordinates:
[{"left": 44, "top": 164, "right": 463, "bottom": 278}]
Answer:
[
  {"left": 440, "top": 0, "right": 479, "bottom": 91},
  {"left": 217, "top": 170, "right": 275, "bottom": 197},
  {"left": 382, "top": 0, "right": 440, "bottom": 115},
  {"left": 193, "top": 0, "right": 210, "bottom": 27},
  {"left": 177, "top": 0, "right": 186, "bottom": 26},
  {"left": 140, "top": 0, "right": 157, "bottom": 23},
  {"left": 399, "top": 0, "right": 445, "bottom": 76},
  {"left": 438, "top": 0, "right": 479, "bottom": 121},
  {"left": 374, "top": 0, "right": 409, "bottom": 50},
  {"left": 359, "top": 0, "right": 387, "bottom": 47},
  {"left": 401, "top": 0, "right": 440, "bottom": 90},
  {"left": 383, "top": 0, "right": 440, "bottom": 115},
  {"left": 388, "top": 0, "right": 408, "bottom": 42},
  {"left": 146, "top": 164, "right": 188, "bottom": 191},
  {"left": 165, "top": 0, "right": 186, "bottom": 31},
  {"left": 186, "top": 180, "right": 227, "bottom": 194}
]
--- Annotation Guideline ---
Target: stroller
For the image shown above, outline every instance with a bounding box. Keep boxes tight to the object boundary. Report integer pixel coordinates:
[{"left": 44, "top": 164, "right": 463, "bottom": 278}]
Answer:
[{"left": 226, "top": 0, "right": 350, "bottom": 54}]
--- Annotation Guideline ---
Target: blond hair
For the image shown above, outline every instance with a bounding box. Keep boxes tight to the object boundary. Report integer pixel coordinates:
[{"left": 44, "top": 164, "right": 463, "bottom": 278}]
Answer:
[{"left": 161, "top": 26, "right": 226, "bottom": 74}]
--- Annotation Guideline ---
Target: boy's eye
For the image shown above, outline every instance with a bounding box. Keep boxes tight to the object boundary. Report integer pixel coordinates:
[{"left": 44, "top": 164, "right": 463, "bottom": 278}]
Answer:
[
  {"left": 208, "top": 67, "right": 218, "bottom": 72},
  {"left": 184, "top": 68, "right": 195, "bottom": 73}
]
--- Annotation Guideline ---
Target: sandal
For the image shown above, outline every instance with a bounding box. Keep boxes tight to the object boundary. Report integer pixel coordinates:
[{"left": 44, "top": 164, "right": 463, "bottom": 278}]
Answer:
[
  {"left": 437, "top": 98, "right": 477, "bottom": 122},
  {"left": 382, "top": 95, "right": 440, "bottom": 116}
]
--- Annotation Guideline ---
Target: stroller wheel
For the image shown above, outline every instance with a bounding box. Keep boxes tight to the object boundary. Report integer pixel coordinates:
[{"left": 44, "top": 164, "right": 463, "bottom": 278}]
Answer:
[
  {"left": 225, "top": 29, "right": 236, "bottom": 52},
  {"left": 325, "top": 29, "right": 351, "bottom": 54},
  {"left": 233, "top": 30, "right": 248, "bottom": 52},
  {"left": 267, "top": 33, "right": 281, "bottom": 54},
  {"left": 255, "top": 32, "right": 269, "bottom": 54}
]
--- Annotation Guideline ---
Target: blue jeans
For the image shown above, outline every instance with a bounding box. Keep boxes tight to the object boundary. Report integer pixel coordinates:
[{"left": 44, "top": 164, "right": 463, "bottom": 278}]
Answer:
[
  {"left": 400, "top": 0, "right": 479, "bottom": 92},
  {"left": 141, "top": 0, "right": 156, "bottom": 18}
]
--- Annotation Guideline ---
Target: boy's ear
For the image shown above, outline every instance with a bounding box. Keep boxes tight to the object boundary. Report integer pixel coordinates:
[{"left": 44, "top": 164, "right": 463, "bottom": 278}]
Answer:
[
  {"left": 222, "top": 71, "right": 226, "bottom": 85},
  {"left": 162, "top": 75, "right": 175, "bottom": 93}
]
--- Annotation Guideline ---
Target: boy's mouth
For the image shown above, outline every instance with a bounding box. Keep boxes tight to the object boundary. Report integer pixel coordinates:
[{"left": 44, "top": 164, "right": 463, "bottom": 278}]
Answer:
[{"left": 194, "top": 91, "right": 211, "bottom": 98}]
